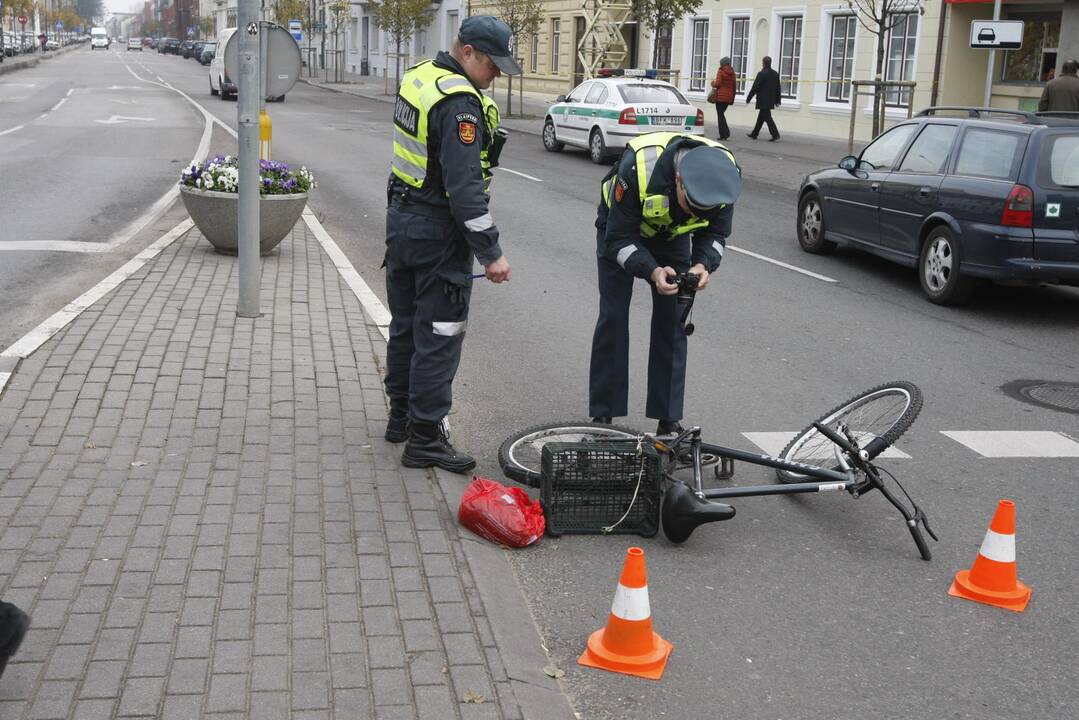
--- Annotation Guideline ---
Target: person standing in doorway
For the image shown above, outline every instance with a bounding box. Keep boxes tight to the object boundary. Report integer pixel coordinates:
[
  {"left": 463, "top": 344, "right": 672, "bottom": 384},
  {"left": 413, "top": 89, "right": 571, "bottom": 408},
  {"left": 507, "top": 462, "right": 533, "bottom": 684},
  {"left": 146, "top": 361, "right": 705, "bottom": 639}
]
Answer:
[
  {"left": 383, "top": 16, "right": 517, "bottom": 473},
  {"left": 1038, "top": 59, "right": 1079, "bottom": 112},
  {"left": 745, "top": 56, "right": 782, "bottom": 141},
  {"left": 710, "top": 57, "right": 737, "bottom": 141}
]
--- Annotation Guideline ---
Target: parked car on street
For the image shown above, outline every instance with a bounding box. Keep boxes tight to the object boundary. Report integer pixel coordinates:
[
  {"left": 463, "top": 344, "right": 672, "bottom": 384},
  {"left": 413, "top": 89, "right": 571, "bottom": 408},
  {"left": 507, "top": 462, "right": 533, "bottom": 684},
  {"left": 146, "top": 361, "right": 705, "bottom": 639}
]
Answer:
[
  {"left": 542, "top": 69, "right": 705, "bottom": 164},
  {"left": 796, "top": 107, "right": 1079, "bottom": 305},
  {"left": 159, "top": 37, "right": 179, "bottom": 54},
  {"left": 179, "top": 40, "right": 195, "bottom": 58},
  {"left": 189, "top": 41, "right": 205, "bottom": 60},
  {"left": 199, "top": 42, "right": 216, "bottom": 66},
  {"left": 127, "top": 38, "right": 142, "bottom": 51}
]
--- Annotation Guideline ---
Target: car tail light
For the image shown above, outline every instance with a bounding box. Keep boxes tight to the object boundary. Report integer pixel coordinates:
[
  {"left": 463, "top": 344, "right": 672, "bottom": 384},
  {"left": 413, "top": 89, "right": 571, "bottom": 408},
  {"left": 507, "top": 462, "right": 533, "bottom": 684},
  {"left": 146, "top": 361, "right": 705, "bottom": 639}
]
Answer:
[
  {"left": 618, "top": 107, "right": 637, "bottom": 125},
  {"left": 1001, "top": 184, "right": 1033, "bottom": 228},
  {"left": 695, "top": 109, "right": 705, "bottom": 126}
]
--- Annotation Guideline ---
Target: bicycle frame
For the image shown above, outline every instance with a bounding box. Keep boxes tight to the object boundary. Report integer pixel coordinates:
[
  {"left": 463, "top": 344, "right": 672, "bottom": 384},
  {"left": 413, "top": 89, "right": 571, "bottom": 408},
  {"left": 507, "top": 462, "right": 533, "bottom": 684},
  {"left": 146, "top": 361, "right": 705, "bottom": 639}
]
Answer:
[{"left": 656, "top": 426, "right": 936, "bottom": 559}]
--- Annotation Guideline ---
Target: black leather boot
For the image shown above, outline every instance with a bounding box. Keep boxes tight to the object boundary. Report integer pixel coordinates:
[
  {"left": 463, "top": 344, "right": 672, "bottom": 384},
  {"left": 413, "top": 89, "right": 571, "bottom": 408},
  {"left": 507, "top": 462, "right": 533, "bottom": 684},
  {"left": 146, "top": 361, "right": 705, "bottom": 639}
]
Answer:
[
  {"left": 0, "top": 601, "right": 30, "bottom": 679},
  {"left": 402, "top": 421, "right": 476, "bottom": 474},
  {"left": 656, "top": 420, "right": 685, "bottom": 436},
  {"left": 592, "top": 416, "right": 612, "bottom": 424},
  {"left": 384, "top": 397, "right": 409, "bottom": 443}
]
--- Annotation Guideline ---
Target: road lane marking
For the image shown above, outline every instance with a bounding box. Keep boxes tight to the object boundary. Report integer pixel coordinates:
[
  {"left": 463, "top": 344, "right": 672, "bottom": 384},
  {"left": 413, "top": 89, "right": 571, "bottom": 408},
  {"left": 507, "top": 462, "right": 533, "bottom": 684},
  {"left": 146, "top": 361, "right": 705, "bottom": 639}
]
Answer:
[
  {"left": 95, "top": 115, "right": 154, "bottom": 124},
  {"left": 0, "top": 124, "right": 25, "bottom": 136},
  {"left": 495, "top": 167, "right": 543, "bottom": 182},
  {"left": 50, "top": 98, "right": 66, "bottom": 112},
  {"left": 941, "top": 431, "right": 1079, "bottom": 458},
  {"left": 742, "top": 432, "right": 911, "bottom": 459},
  {"left": 302, "top": 210, "right": 391, "bottom": 340},
  {"left": 726, "top": 246, "right": 838, "bottom": 283},
  {"left": 66, "top": 89, "right": 74, "bottom": 97},
  {"left": 0, "top": 218, "right": 195, "bottom": 392}
]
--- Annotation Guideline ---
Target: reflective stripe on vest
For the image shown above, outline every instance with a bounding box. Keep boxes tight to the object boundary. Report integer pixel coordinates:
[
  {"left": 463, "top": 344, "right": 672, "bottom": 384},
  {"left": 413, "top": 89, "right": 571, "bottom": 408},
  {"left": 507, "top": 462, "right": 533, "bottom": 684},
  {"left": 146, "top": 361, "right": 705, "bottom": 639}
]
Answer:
[
  {"left": 391, "top": 60, "right": 500, "bottom": 192},
  {"left": 603, "top": 132, "right": 737, "bottom": 240}
]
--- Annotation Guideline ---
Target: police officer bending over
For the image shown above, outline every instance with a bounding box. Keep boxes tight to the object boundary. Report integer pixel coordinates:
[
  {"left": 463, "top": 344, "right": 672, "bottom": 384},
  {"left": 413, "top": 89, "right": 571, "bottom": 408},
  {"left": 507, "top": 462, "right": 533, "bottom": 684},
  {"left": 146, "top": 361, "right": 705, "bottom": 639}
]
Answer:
[
  {"left": 590, "top": 132, "right": 742, "bottom": 435},
  {"left": 383, "top": 16, "right": 518, "bottom": 473}
]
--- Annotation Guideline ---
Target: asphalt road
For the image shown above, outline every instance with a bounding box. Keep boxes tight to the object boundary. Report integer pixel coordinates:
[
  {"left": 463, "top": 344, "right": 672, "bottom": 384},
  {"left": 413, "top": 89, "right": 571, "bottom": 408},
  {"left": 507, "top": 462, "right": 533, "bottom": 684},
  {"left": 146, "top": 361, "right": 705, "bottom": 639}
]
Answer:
[{"left": 6, "top": 46, "right": 1079, "bottom": 719}]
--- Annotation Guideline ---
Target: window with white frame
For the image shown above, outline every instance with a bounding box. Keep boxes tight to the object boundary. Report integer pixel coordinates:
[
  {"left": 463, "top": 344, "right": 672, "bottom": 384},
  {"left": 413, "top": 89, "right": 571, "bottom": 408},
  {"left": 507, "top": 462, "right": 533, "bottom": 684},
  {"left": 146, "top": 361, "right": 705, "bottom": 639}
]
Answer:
[
  {"left": 729, "top": 17, "right": 750, "bottom": 94},
  {"left": 371, "top": 24, "right": 380, "bottom": 53},
  {"left": 447, "top": 11, "right": 459, "bottom": 46},
  {"left": 690, "top": 18, "right": 710, "bottom": 91},
  {"left": 885, "top": 12, "right": 918, "bottom": 107},
  {"left": 655, "top": 24, "right": 672, "bottom": 70},
  {"left": 779, "top": 15, "right": 802, "bottom": 98},
  {"left": 551, "top": 18, "right": 561, "bottom": 73},
  {"left": 827, "top": 15, "right": 857, "bottom": 102},
  {"left": 531, "top": 32, "right": 538, "bottom": 73}
]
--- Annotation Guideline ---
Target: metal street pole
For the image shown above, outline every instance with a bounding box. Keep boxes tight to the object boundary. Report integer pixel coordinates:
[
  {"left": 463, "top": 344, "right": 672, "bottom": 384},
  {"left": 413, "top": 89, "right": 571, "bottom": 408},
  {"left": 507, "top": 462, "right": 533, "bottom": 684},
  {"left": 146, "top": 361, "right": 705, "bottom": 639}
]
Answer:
[
  {"left": 237, "top": 0, "right": 261, "bottom": 317},
  {"left": 983, "top": 0, "right": 1003, "bottom": 108}
]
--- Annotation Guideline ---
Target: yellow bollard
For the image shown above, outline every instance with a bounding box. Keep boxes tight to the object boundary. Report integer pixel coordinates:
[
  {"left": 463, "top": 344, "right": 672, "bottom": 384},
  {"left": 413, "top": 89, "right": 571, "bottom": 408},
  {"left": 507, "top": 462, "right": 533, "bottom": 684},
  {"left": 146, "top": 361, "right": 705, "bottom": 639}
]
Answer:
[{"left": 259, "top": 111, "right": 272, "bottom": 160}]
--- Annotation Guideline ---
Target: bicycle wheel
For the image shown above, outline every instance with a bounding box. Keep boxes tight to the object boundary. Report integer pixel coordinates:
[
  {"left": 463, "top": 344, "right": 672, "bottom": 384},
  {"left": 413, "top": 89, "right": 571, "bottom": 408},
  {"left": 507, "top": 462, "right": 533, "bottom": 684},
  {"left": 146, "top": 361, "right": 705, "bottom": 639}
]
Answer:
[
  {"left": 776, "top": 381, "right": 922, "bottom": 483},
  {"left": 498, "top": 421, "right": 641, "bottom": 488}
]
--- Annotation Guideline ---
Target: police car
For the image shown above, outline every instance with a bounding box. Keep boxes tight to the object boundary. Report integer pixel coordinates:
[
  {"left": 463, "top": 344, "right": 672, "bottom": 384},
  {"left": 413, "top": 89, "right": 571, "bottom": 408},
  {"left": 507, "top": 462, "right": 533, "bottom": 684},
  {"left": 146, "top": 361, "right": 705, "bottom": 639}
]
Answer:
[{"left": 542, "top": 69, "right": 705, "bottom": 164}]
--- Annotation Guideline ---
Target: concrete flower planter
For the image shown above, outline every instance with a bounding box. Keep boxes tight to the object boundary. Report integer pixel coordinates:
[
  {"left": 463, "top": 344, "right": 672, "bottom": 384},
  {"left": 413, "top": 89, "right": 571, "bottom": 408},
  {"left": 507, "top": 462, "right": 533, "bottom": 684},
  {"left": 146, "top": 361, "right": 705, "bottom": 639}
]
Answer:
[{"left": 179, "top": 185, "right": 308, "bottom": 255}]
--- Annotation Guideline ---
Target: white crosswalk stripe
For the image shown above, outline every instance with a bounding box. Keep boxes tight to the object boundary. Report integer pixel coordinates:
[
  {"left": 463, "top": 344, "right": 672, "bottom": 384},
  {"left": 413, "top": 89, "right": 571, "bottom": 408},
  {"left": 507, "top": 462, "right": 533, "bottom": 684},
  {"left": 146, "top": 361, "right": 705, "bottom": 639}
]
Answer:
[
  {"left": 941, "top": 431, "right": 1079, "bottom": 458},
  {"left": 741, "top": 432, "right": 911, "bottom": 459}
]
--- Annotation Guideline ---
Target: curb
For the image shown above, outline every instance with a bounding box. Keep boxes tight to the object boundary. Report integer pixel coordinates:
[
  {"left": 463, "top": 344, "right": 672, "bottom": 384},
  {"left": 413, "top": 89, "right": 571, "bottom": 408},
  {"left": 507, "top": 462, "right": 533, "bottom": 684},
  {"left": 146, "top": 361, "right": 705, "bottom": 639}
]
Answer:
[{"left": 435, "top": 471, "right": 578, "bottom": 720}]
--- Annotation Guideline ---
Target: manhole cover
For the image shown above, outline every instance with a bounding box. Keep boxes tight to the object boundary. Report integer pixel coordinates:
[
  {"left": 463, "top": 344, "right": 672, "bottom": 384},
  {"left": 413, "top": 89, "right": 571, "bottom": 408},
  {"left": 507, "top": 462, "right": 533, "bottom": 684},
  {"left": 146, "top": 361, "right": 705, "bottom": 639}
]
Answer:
[{"left": 1001, "top": 380, "right": 1079, "bottom": 415}]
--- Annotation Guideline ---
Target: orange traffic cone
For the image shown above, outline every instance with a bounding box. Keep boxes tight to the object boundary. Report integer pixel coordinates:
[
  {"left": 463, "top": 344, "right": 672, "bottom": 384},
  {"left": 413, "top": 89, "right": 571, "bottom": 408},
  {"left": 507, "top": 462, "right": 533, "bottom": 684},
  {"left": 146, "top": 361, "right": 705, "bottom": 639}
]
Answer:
[
  {"left": 578, "top": 547, "right": 672, "bottom": 680},
  {"left": 949, "top": 499, "right": 1031, "bottom": 612}
]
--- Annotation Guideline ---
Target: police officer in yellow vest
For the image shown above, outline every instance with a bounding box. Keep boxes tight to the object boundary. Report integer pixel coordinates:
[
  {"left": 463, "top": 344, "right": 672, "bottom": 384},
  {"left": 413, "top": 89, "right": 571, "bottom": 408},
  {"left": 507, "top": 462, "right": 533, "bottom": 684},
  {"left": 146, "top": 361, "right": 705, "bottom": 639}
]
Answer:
[
  {"left": 384, "top": 16, "right": 518, "bottom": 473},
  {"left": 590, "top": 132, "right": 742, "bottom": 435}
]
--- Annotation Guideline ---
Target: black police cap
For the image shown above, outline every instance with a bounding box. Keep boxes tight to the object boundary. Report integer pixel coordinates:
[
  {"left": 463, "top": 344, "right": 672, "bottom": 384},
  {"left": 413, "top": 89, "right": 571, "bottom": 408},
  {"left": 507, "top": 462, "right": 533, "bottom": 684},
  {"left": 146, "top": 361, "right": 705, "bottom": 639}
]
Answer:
[
  {"left": 459, "top": 16, "right": 522, "bottom": 76},
  {"left": 680, "top": 146, "right": 742, "bottom": 211}
]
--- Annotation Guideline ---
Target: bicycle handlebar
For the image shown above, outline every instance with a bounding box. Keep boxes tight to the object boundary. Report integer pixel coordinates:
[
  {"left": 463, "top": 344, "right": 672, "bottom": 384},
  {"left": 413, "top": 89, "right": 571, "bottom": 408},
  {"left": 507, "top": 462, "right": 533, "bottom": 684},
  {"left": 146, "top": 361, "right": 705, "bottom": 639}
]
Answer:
[{"left": 813, "top": 422, "right": 936, "bottom": 561}]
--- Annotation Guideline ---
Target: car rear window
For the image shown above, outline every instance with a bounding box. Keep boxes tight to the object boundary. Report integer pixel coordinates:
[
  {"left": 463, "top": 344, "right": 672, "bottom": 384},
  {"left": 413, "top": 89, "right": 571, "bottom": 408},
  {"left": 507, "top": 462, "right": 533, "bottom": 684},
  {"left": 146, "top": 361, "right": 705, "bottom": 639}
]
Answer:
[
  {"left": 953, "top": 128, "right": 1023, "bottom": 180},
  {"left": 618, "top": 84, "right": 687, "bottom": 104},
  {"left": 1046, "top": 135, "right": 1079, "bottom": 187}
]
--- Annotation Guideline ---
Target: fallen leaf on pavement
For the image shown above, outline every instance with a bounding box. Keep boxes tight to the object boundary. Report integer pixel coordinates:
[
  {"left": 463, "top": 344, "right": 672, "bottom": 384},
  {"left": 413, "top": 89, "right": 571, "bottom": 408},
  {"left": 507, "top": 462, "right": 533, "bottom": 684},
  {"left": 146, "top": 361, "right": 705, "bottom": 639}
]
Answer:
[
  {"left": 544, "top": 665, "right": 565, "bottom": 678},
  {"left": 461, "top": 690, "right": 485, "bottom": 704}
]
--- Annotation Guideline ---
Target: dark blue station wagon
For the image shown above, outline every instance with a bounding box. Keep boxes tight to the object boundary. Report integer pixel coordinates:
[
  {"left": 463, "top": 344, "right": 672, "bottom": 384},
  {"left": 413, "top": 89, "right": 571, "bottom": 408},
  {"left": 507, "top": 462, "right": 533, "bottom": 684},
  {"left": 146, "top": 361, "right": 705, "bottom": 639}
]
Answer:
[{"left": 797, "top": 108, "right": 1079, "bottom": 305}]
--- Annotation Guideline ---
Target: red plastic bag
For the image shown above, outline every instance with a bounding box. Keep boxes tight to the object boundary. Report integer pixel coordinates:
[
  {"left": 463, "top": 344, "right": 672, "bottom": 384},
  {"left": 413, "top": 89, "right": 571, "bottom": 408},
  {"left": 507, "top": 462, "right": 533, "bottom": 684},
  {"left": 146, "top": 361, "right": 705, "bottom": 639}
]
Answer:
[{"left": 458, "top": 476, "right": 545, "bottom": 548}]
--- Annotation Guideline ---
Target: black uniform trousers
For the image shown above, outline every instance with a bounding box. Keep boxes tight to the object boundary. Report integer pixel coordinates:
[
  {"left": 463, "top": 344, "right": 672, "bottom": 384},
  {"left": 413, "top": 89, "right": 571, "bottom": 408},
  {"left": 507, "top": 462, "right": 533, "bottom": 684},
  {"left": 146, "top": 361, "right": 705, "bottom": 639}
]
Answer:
[
  {"left": 383, "top": 202, "right": 474, "bottom": 424},
  {"left": 589, "top": 232, "right": 690, "bottom": 422},
  {"left": 750, "top": 108, "right": 780, "bottom": 139}
]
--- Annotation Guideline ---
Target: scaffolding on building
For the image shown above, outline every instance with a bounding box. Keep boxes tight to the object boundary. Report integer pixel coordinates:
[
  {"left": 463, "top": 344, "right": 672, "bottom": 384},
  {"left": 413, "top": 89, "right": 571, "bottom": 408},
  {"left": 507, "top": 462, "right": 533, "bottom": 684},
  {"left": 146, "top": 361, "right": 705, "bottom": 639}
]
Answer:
[{"left": 575, "top": 0, "right": 633, "bottom": 80}]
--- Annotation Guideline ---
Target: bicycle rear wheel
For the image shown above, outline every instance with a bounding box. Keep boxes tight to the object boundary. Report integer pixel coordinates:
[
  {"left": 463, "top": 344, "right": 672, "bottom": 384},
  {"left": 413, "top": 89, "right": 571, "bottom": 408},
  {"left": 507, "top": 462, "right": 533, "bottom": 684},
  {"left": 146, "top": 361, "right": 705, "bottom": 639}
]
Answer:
[
  {"left": 498, "top": 421, "right": 641, "bottom": 488},
  {"left": 776, "top": 381, "right": 922, "bottom": 483}
]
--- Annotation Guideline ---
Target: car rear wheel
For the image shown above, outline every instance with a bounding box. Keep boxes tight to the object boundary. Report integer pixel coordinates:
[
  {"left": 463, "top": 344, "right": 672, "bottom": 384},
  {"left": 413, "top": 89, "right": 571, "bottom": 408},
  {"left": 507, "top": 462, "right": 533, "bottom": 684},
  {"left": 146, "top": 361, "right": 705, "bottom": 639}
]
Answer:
[
  {"left": 210, "top": 78, "right": 218, "bottom": 96},
  {"left": 919, "top": 226, "right": 975, "bottom": 305},
  {"left": 542, "top": 118, "right": 564, "bottom": 152},
  {"left": 797, "top": 190, "right": 836, "bottom": 254},
  {"left": 588, "top": 128, "right": 608, "bottom": 164}
]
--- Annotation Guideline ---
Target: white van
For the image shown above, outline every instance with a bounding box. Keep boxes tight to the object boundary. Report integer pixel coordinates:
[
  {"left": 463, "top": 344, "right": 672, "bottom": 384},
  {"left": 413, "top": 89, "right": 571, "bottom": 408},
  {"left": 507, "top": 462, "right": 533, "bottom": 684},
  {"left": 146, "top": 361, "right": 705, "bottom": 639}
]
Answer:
[
  {"left": 208, "top": 28, "right": 237, "bottom": 99},
  {"left": 90, "top": 27, "right": 109, "bottom": 50}
]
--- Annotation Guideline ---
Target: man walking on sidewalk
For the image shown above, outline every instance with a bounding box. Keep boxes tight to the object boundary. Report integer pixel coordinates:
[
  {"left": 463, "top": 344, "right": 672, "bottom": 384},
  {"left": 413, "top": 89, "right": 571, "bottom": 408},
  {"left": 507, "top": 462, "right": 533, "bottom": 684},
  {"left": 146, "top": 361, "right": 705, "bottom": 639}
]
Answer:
[
  {"left": 383, "top": 16, "right": 517, "bottom": 473},
  {"left": 745, "top": 56, "right": 782, "bottom": 141},
  {"left": 1039, "top": 59, "right": 1079, "bottom": 112}
]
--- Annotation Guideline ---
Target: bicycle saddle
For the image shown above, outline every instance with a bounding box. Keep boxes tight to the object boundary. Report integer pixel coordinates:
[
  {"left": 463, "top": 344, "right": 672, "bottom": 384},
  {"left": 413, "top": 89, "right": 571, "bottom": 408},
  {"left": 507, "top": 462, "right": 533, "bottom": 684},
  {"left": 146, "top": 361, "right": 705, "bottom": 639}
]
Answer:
[{"left": 661, "top": 480, "right": 736, "bottom": 544}]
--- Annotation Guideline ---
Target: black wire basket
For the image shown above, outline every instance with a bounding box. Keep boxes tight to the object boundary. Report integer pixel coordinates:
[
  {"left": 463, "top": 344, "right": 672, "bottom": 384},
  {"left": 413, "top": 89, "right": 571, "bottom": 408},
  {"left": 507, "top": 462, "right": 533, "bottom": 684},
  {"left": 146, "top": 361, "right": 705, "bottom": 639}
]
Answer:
[{"left": 540, "top": 440, "right": 663, "bottom": 537}]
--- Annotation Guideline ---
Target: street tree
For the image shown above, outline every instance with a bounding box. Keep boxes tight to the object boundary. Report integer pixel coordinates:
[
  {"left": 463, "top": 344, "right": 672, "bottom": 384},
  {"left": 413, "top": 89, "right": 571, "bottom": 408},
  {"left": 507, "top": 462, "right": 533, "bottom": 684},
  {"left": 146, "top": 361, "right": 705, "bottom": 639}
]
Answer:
[
  {"left": 631, "top": 0, "right": 702, "bottom": 73},
  {"left": 272, "top": 0, "right": 309, "bottom": 30},
  {"left": 494, "top": 0, "right": 543, "bottom": 116},
  {"left": 73, "top": 0, "right": 104, "bottom": 25},
  {"left": 370, "top": 0, "right": 432, "bottom": 92},
  {"left": 198, "top": 16, "right": 214, "bottom": 39},
  {"left": 846, "top": 0, "right": 928, "bottom": 136},
  {"left": 6, "top": 0, "right": 34, "bottom": 32}
]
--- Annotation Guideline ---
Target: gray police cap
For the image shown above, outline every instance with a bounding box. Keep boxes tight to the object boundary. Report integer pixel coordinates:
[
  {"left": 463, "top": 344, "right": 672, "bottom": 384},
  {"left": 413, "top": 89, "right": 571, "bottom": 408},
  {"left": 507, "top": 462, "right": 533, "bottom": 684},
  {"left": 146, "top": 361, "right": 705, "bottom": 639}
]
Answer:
[
  {"left": 680, "top": 145, "right": 742, "bottom": 211},
  {"left": 459, "top": 16, "right": 522, "bottom": 75}
]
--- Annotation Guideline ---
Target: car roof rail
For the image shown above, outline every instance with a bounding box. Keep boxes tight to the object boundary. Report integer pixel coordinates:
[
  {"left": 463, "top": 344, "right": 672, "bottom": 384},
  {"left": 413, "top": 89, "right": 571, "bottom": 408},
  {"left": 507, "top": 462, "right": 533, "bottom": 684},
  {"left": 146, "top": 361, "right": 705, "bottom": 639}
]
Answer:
[
  {"left": 1034, "top": 111, "right": 1079, "bottom": 120},
  {"left": 916, "top": 106, "right": 1040, "bottom": 122}
]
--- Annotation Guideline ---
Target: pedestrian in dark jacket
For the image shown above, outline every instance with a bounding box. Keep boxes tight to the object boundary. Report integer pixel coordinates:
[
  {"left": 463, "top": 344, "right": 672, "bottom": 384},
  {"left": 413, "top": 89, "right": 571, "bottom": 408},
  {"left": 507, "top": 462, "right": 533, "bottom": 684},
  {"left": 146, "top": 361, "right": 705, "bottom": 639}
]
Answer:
[
  {"left": 0, "top": 601, "right": 30, "bottom": 679},
  {"left": 710, "top": 57, "right": 737, "bottom": 141},
  {"left": 1038, "top": 59, "right": 1079, "bottom": 112},
  {"left": 745, "top": 56, "right": 782, "bottom": 141}
]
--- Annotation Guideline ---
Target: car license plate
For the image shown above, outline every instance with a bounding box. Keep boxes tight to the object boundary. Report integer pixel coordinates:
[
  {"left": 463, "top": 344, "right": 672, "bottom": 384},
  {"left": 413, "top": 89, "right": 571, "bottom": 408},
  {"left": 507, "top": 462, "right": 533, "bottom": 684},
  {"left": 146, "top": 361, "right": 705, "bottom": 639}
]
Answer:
[{"left": 653, "top": 116, "right": 684, "bottom": 126}]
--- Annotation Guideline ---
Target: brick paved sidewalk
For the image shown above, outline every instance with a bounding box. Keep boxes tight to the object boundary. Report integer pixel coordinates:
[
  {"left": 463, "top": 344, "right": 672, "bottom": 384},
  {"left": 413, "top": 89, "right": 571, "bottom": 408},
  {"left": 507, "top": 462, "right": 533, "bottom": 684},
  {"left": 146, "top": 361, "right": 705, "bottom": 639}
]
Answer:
[{"left": 0, "top": 220, "right": 554, "bottom": 718}]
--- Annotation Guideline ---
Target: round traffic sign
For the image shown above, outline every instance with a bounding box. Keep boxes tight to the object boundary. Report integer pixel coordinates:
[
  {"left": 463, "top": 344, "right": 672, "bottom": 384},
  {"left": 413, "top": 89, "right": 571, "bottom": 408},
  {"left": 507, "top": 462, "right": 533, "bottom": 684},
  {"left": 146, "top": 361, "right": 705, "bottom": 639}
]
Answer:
[{"left": 17, "top": 14, "right": 27, "bottom": 25}]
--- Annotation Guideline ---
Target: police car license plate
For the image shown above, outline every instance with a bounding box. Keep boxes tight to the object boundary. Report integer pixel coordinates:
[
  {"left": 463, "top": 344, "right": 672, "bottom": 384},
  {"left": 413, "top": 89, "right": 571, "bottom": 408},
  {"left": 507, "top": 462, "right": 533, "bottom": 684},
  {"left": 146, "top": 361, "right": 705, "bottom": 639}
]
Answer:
[{"left": 653, "top": 116, "right": 684, "bottom": 126}]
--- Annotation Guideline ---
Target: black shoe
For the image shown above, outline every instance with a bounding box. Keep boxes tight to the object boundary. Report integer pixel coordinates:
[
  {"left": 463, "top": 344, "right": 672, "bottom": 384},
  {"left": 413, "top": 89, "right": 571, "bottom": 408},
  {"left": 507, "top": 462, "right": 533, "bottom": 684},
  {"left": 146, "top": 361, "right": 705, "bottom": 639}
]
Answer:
[
  {"left": 384, "top": 397, "right": 409, "bottom": 443},
  {"left": 769, "top": 135, "right": 780, "bottom": 142},
  {"left": 746, "top": 133, "right": 758, "bottom": 140},
  {"left": 0, "top": 601, "right": 30, "bottom": 680},
  {"left": 592, "top": 416, "right": 612, "bottom": 424},
  {"left": 656, "top": 420, "right": 684, "bottom": 436},
  {"left": 719, "top": 136, "right": 730, "bottom": 141},
  {"left": 402, "top": 421, "right": 476, "bottom": 474}
]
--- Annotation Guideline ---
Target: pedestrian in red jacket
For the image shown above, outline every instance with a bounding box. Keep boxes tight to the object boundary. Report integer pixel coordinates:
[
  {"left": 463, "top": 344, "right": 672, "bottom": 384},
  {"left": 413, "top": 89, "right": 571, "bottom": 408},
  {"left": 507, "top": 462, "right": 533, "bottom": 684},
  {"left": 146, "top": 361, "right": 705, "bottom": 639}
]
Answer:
[{"left": 710, "top": 57, "right": 737, "bottom": 141}]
